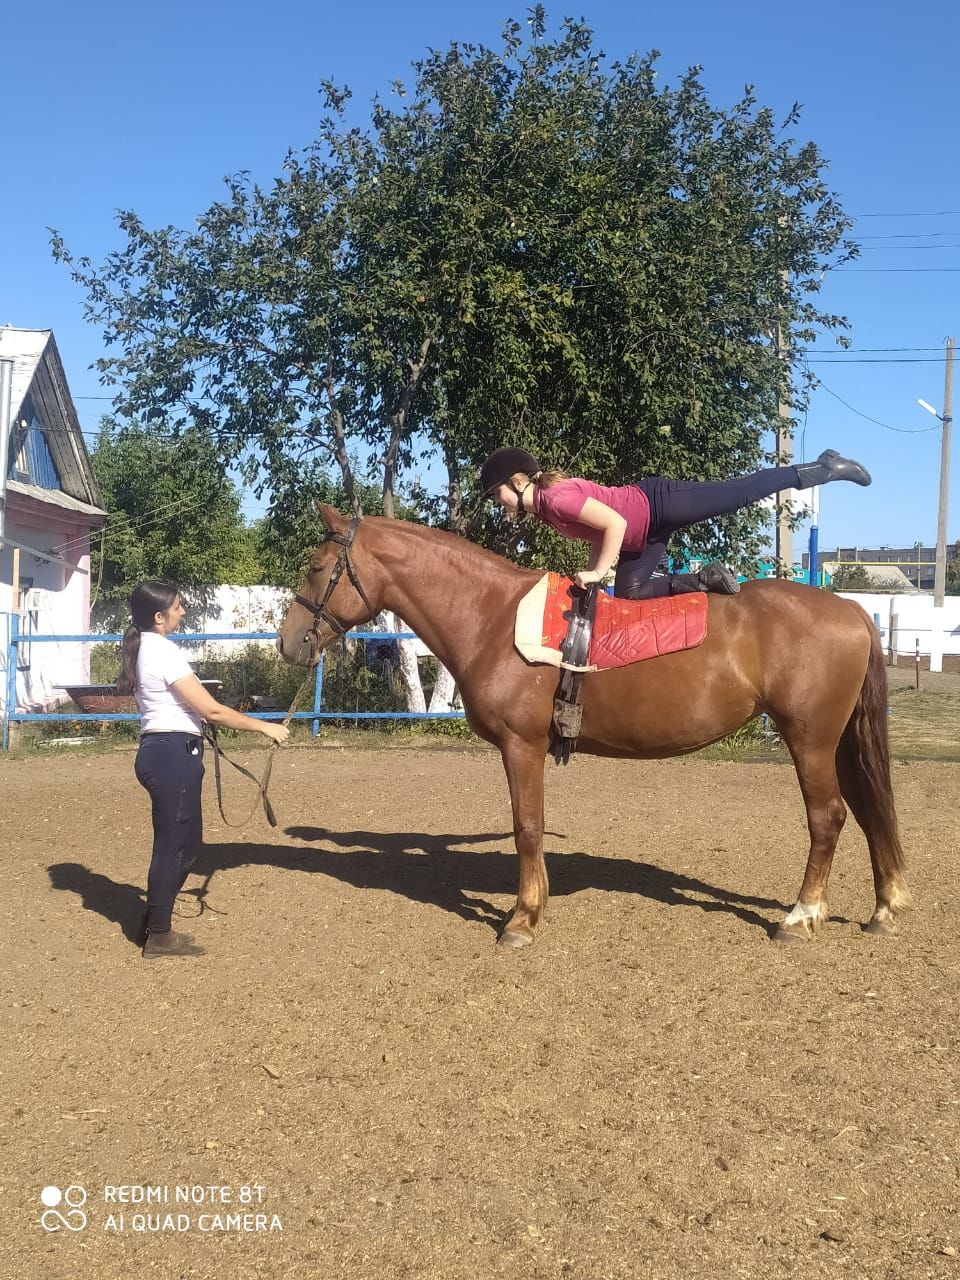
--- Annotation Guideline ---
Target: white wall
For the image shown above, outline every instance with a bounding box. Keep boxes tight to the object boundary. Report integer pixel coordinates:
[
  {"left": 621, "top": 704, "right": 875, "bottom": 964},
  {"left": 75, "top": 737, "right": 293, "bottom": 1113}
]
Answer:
[
  {"left": 837, "top": 592, "right": 960, "bottom": 657},
  {"left": 0, "top": 518, "right": 93, "bottom": 711}
]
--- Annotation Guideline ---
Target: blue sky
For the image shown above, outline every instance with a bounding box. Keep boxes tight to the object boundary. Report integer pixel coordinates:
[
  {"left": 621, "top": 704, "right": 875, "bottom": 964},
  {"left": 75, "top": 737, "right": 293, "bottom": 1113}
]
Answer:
[{"left": 3, "top": 0, "right": 958, "bottom": 555}]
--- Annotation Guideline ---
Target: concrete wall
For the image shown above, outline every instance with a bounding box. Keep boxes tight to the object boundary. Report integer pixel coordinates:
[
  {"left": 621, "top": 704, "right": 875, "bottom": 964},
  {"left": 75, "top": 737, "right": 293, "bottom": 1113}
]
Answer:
[{"left": 836, "top": 592, "right": 960, "bottom": 657}]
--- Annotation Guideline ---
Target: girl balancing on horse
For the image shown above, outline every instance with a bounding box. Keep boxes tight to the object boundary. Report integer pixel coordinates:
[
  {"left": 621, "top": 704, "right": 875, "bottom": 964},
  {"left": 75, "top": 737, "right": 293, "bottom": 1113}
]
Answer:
[
  {"left": 118, "top": 580, "right": 289, "bottom": 959},
  {"left": 479, "top": 447, "right": 871, "bottom": 599}
]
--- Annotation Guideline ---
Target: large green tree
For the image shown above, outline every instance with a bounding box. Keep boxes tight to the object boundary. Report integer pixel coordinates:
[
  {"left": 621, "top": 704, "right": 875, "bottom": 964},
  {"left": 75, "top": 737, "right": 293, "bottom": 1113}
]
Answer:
[
  {"left": 54, "top": 13, "right": 856, "bottom": 573},
  {"left": 89, "top": 421, "right": 257, "bottom": 626}
]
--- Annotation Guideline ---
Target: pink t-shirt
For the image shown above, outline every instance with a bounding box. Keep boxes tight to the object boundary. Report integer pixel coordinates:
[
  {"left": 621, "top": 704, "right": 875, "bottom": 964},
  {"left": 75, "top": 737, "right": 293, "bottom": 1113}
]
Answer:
[{"left": 532, "top": 479, "right": 651, "bottom": 551}]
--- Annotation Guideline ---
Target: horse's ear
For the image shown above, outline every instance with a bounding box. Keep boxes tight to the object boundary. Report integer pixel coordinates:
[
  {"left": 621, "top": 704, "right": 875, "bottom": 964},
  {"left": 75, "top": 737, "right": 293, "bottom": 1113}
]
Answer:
[{"left": 318, "top": 503, "right": 349, "bottom": 533}]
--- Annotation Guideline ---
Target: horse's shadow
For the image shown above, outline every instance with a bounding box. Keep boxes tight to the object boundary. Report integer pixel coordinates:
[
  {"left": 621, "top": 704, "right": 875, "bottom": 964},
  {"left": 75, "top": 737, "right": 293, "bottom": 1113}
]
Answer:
[
  {"left": 48, "top": 828, "right": 797, "bottom": 942},
  {"left": 187, "top": 825, "right": 787, "bottom": 935}
]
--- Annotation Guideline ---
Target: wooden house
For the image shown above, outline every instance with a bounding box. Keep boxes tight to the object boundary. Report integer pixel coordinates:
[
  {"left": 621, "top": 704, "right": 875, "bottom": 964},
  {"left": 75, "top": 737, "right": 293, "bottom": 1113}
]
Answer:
[{"left": 0, "top": 327, "right": 107, "bottom": 711}]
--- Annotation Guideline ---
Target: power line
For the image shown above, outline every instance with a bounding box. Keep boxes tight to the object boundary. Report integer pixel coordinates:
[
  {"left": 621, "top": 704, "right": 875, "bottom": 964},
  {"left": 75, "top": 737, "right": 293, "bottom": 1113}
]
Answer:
[
  {"left": 797, "top": 346, "right": 949, "bottom": 353},
  {"left": 805, "top": 357, "right": 952, "bottom": 364},
  {"left": 857, "top": 243, "right": 960, "bottom": 250},
  {"left": 853, "top": 210, "right": 960, "bottom": 218},
  {"left": 857, "top": 231, "right": 960, "bottom": 240},
  {"left": 812, "top": 378, "right": 941, "bottom": 435},
  {"left": 45, "top": 493, "right": 212, "bottom": 559},
  {"left": 834, "top": 267, "right": 960, "bottom": 273}
]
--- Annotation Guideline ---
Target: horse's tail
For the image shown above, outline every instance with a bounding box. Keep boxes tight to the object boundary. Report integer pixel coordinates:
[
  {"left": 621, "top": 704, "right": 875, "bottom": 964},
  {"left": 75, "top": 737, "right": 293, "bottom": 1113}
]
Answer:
[{"left": 835, "top": 619, "right": 907, "bottom": 891}]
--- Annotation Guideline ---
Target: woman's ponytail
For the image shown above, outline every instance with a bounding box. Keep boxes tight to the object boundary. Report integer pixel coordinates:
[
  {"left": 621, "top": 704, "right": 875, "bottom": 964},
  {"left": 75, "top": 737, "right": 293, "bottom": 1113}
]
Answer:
[{"left": 117, "top": 623, "right": 141, "bottom": 695}]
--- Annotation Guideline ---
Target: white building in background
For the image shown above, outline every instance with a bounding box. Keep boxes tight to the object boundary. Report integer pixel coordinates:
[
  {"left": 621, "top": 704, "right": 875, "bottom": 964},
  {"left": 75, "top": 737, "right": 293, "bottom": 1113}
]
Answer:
[{"left": 0, "top": 328, "right": 107, "bottom": 712}]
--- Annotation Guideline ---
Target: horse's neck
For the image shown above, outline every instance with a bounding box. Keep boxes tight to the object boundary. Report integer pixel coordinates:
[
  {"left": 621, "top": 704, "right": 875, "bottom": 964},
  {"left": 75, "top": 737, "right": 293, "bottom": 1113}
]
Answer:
[{"left": 372, "top": 526, "right": 521, "bottom": 678}]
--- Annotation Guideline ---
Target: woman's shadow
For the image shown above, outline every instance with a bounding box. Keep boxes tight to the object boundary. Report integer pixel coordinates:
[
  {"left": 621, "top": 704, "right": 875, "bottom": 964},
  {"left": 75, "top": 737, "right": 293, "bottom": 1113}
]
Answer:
[{"left": 47, "top": 864, "right": 146, "bottom": 944}]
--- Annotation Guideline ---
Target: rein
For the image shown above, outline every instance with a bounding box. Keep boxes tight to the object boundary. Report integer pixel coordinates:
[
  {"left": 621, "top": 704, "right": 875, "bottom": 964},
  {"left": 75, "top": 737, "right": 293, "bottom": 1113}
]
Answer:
[
  {"left": 203, "top": 669, "right": 313, "bottom": 829},
  {"left": 203, "top": 516, "right": 373, "bottom": 830}
]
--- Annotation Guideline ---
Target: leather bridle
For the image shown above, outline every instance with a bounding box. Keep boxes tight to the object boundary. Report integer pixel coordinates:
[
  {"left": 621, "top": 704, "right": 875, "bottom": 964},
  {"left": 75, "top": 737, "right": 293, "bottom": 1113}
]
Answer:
[{"left": 292, "top": 516, "right": 375, "bottom": 646}]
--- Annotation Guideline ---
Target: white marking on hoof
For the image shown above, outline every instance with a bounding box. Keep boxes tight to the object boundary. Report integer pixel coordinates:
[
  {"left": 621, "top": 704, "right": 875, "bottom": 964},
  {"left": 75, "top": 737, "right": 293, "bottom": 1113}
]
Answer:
[{"left": 781, "top": 899, "right": 827, "bottom": 936}]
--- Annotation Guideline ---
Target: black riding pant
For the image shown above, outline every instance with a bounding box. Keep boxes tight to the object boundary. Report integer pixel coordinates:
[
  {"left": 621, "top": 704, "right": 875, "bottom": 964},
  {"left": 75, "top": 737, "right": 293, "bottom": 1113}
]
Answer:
[
  {"left": 134, "top": 732, "right": 205, "bottom": 933},
  {"left": 613, "top": 465, "right": 802, "bottom": 598}
]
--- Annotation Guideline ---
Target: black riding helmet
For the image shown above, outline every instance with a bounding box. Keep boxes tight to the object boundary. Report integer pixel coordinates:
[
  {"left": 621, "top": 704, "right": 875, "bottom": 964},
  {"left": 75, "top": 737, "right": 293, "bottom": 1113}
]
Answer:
[{"left": 480, "top": 447, "right": 543, "bottom": 497}]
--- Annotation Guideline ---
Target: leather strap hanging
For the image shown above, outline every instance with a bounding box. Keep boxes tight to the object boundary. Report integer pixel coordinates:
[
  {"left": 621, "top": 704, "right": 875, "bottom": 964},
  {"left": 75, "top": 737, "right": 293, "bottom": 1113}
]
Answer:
[
  {"left": 203, "top": 669, "right": 313, "bottom": 829},
  {"left": 551, "top": 584, "right": 598, "bottom": 766}
]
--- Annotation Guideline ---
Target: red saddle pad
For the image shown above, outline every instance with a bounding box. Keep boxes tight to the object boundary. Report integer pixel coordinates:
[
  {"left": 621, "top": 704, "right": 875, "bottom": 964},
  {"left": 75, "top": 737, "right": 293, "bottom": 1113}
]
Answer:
[{"left": 515, "top": 573, "right": 708, "bottom": 670}]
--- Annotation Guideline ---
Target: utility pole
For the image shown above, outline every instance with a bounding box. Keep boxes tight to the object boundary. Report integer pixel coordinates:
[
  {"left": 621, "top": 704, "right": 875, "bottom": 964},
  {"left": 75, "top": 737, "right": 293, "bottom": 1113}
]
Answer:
[
  {"left": 775, "top": 320, "right": 793, "bottom": 577},
  {"left": 0, "top": 357, "right": 12, "bottom": 546},
  {"left": 774, "top": 243, "right": 793, "bottom": 578},
  {"left": 933, "top": 337, "right": 954, "bottom": 608}
]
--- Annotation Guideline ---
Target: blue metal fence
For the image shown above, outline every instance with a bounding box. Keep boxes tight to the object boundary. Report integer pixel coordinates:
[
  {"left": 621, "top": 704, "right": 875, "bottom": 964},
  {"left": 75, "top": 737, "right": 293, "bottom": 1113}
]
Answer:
[{"left": 2, "top": 617, "right": 464, "bottom": 750}]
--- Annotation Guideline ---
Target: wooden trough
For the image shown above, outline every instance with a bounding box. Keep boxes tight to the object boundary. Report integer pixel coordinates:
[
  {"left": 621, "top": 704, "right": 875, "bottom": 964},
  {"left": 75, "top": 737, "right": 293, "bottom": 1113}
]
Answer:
[{"left": 62, "top": 680, "right": 224, "bottom": 714}]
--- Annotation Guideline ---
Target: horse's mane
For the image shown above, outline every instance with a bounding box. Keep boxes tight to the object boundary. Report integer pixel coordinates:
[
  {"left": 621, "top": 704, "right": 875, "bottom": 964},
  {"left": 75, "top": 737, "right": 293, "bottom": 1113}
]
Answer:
[{"left": 364, "top": 515, "right": 541, "bottom": 584}]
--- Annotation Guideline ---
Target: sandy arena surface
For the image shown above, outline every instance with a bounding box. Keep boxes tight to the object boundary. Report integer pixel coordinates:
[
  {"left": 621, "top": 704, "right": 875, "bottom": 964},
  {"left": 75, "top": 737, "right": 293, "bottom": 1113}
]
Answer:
[{"left": 2, "top": 746, "right": 959, "bottom": 1280}]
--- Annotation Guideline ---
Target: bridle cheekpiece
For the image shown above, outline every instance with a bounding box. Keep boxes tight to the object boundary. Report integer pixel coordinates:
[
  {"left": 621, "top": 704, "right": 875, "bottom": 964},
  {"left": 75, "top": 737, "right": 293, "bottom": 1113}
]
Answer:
[{"left": 293, "top": 516, "right": 375, "bottom": 643}]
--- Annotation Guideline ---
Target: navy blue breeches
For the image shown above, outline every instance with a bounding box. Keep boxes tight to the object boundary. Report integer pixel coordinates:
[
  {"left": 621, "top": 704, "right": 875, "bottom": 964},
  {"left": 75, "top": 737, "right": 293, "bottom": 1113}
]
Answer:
[
  {"left": 613, "top": 465, "right": 802, "bottom": 598},
  {"left": 134, "top": 732, "right": 205, "bottom": 933}
]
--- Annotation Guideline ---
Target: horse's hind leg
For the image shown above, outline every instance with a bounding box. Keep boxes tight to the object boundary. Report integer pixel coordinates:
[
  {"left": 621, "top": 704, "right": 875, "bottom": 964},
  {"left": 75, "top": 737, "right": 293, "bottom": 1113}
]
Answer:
[
  {"left": 835, "top": 740, "right": 911, "bottom": 935},
  {"left": 774, "top": 732, "right": 848, "bottom": 943},
  {"left": 498, "top": 734, "right": 549, "bottom": 949}
]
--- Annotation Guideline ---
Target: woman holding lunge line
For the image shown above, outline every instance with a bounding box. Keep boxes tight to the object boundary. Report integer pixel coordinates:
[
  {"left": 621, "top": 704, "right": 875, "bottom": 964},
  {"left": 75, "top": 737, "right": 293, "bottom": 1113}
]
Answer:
[
  {"left": 479, "top": 448, "right": 871, "bottom": 599},
  {"left": 118, "top": 580, "right": 289, "bottom": 959}
]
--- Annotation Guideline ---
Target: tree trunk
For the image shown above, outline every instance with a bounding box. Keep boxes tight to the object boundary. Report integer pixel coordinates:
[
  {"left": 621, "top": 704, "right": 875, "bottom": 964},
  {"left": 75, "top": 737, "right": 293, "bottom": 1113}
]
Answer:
[
  {"left": 382, "top": 336, "right": 432, "bottom": 520},
  {"left": 324, "top": 364, "right": 359, "bottom": 515}
]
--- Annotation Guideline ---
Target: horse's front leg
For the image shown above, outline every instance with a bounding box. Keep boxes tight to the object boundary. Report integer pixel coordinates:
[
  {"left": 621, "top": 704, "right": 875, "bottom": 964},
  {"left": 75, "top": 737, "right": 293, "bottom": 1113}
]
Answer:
[{"left": 498, "top": 734, "right": 548, "bottom": 949}]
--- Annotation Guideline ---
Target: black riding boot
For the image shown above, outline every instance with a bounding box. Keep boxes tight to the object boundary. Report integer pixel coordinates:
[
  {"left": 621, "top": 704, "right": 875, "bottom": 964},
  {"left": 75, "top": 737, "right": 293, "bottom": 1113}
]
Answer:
[
  {"left": 669, "top": 560, "right": 740, "bottom": 595},
  {"left": 795, "top": 449, "right": 871, "bottom": 488}
]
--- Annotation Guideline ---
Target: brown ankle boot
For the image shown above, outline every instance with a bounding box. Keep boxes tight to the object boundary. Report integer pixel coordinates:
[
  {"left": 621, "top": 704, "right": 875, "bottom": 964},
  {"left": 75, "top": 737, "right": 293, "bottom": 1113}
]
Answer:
[{"left": 143, "top": 929, "right": 206, "bottom": 959}]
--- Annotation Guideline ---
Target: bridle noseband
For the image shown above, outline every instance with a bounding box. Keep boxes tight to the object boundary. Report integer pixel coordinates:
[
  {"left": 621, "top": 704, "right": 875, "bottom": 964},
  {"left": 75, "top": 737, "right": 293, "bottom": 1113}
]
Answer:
[{"left": 293, "top": 516, "right": 375, "bottom": 644}]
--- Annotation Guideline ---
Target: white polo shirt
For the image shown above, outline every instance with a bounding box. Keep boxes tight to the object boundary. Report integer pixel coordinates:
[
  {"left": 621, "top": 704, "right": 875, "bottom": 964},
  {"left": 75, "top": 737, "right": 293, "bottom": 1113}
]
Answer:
[{"left": 136, "top": 631, "right": 203, "bottom": 735}]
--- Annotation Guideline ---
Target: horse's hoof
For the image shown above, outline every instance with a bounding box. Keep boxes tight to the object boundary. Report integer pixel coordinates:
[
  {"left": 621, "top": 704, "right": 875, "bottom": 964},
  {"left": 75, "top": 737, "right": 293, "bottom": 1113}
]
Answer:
[
  {"left": 863, "top": 916, "right": 898, "bottom": 937},
  {"left": 497, "top": 927, "right": 534, "bottom": 949},
  {"left": 773, "top": 923, "right": 810, "bottom": 944}
]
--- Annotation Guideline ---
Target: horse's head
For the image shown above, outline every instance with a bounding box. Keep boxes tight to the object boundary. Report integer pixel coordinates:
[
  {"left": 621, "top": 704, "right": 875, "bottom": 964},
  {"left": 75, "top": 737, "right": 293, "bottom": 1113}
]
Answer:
[{"left": 276, "top": 505, "right": 379, "bottom": 667}]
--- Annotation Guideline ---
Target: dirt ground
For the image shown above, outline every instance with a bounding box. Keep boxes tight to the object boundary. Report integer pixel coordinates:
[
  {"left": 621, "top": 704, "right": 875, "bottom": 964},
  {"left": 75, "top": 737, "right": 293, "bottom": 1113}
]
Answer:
[{"left": 3, "top": 745, "right": 960, "bottom": 1280}]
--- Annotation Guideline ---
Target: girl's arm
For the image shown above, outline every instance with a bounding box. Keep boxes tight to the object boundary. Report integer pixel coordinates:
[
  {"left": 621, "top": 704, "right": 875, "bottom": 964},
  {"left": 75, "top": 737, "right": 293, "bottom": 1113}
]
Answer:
[
  {"left": 172, "top": 675, "right": 289, "bottom": 744},
  {"left": 574, "top": 499, "right": 628, "bottom": 587}
]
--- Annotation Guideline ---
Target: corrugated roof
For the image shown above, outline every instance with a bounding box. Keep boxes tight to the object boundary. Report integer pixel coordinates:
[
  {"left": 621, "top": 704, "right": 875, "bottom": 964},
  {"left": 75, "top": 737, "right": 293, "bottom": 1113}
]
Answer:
[
  {"left": 7, "top": 479, "right": 106, "bottom": 519},
  {"left": 0, "top": 326, "right": 104, "bottom": 510}
]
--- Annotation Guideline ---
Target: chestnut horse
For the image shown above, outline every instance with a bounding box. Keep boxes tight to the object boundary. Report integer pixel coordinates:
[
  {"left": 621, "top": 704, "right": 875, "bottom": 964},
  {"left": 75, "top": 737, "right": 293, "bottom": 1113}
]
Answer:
[{"left": 276, "top": 506, "right": 909, "bottom": 948}]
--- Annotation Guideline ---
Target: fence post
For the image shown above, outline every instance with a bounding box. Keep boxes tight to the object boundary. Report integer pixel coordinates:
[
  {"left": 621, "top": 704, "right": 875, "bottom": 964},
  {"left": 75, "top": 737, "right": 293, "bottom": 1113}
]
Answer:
[
  {"left": 915, "top": 637, "right": 921, "bottom": 690},
  {"left": 3, "top": 611, "right": 19, "bottom": 752},
  {"left": 889, "top": 607, "right": 899, "bottom": 667},
  {"left": 312, "top": 654, "right": 324, "bottom": 738}
]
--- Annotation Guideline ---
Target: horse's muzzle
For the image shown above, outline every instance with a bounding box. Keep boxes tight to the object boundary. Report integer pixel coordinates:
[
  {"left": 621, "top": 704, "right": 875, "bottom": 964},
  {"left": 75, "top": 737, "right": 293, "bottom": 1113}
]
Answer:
[{"left": 276, "top": 632, "right": 317, "bottom": 669}]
